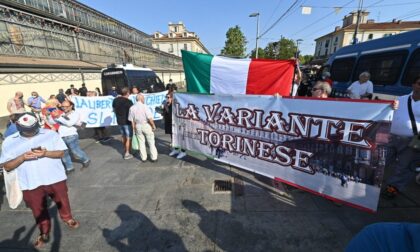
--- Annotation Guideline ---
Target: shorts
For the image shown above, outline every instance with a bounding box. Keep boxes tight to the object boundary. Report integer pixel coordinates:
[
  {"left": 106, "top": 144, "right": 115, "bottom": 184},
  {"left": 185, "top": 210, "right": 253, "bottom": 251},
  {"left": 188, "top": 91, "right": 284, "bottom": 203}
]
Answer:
[{"left": 118, "top": 125, "right": 133, "bottom": 138}]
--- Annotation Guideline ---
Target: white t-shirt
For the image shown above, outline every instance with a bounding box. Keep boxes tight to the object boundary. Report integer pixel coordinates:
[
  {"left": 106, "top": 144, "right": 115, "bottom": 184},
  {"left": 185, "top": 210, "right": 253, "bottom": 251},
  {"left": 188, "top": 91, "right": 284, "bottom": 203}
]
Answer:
[
  {"left": 0, "top": 129, "right": 68, "bottom": 190},
  {"left": 291, "top": 83, "right": 299, "bottom": 96},
  {"left": 347, "top": 80, "right": 373, "bottom": 99},
  {"left": 391, "top": 94, "right": 420, "bottom": 137},
  {"left": 56, "top": 110, "right": 81, "bottom": 137}
]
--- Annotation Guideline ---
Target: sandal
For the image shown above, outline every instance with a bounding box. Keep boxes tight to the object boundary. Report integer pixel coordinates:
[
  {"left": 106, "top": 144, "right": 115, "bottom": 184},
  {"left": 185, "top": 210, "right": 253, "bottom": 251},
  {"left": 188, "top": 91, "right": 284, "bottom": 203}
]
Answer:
[
  {"left": 33, "top": 233, "right": 49, "bottom": 249},
  {"left": 64, "top": 219, "right": 80, "bottom": 229}
]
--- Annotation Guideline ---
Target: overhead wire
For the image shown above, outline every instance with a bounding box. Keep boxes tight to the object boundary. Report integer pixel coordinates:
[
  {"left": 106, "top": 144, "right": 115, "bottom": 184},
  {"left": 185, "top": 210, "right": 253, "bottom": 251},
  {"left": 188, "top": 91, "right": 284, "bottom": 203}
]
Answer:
[
  {"left": 259, "top": 0, "right": 302, "bottom": 38},
  {"left": 291, "top": 0, "right": 387, "bottom": 38},
  {"left": 391, "top": 7, "right": 420, "bottom": 20},
  {"left": 300, "top": 1, "right": 420, "bottom": 8},
  {"left": 261, "top": 0, "right": 284, "bottom": 31},
  {"left": 291, "top": 0, "right": 354, "bottom": 36},
  {"left": 399, "top": 11, "right": 420, "bottom": 20}
]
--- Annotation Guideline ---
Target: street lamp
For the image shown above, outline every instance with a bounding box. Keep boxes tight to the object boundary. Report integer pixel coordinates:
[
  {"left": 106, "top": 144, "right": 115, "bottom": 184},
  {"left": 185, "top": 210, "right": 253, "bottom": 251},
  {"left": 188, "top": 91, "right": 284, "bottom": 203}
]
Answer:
[
  {"left": 249, "top": 12, "right": 260, "bottom": 59},
  {"left": 296, "top": 39, "right": 303, "bottom": 58}
]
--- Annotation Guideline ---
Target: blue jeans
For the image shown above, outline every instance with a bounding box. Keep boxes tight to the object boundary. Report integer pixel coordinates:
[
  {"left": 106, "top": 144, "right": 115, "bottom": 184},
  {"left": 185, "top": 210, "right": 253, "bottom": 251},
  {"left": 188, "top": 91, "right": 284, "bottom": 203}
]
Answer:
[
  {"left": 118, "top": 125, "right": 133, "bottom": 138},
  {"left": 61, "top": 135, "right": 89, "bottom": 170}
]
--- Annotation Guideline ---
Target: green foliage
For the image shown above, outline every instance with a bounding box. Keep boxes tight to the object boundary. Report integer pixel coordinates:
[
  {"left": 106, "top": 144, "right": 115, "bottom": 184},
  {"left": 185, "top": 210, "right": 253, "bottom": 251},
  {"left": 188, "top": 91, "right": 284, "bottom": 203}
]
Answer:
[
  {"left": 221, "top": 25, "right": 247, "bottom": 58},
  {"left": 299, "top": 55, "right": 314, "bottom": 65},
  {"left": 264, "top": 42, "right": 279, "bottom": 59},
  {"left": 262, "top": 37, "right": 298, "bottom": 60},
  {"left": 249, "top": 47, "right": 266, "bottom": 59},
  {"left": 278, "top": 37, "right": 297, "bottom": 59}
]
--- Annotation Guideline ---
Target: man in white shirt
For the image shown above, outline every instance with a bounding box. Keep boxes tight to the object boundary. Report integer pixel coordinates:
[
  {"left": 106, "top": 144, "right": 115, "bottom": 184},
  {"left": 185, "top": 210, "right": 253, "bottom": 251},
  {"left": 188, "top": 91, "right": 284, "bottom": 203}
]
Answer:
[
  {"left": 291, "top": 60, "right": 302, "bottom": 97},
  {"left": 0, "top": 113, "right": 79, "bottom": 249},
  {"left": 384, "top": 76, "right": 420, "bottom": 198},
  {"left": 55, "top": 100, "right": 90, "bottom": 172},
  {"left": 347, "top": 72, "right": 374, "bottom": 99},
  {"left": 128, "top": 94, "right": 158, "bottom": 162}
]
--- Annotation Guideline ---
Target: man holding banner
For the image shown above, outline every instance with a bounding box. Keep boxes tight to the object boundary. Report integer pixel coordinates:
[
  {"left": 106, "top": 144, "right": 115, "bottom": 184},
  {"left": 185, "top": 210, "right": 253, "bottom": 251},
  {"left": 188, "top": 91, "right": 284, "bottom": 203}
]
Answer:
[{"left": 384, "top": 76, "right": 420, "bottom": 198}]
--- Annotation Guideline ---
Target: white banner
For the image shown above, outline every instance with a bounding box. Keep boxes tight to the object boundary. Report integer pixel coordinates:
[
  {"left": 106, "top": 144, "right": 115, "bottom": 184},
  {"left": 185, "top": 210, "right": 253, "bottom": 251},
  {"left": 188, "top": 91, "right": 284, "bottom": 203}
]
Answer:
[
  {"left": 72, "top": 91, "right": 166, "bottom": 127},
  {"left": 173, "top": 93, "right": 394, "bottom": 212}
]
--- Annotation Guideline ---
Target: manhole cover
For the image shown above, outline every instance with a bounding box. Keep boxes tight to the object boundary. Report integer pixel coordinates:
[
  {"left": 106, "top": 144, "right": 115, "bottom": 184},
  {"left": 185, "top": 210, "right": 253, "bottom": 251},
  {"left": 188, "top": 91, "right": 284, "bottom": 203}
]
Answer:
[{"left": 213, "top": 180, "right": 232, "bottom": 194}]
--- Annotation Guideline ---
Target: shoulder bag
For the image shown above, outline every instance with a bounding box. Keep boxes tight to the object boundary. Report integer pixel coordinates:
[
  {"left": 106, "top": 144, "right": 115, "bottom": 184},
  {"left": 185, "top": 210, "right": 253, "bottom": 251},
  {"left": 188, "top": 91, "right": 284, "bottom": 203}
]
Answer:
[{"left": 3, "top": 169, "right": 23, "bottom": 209}]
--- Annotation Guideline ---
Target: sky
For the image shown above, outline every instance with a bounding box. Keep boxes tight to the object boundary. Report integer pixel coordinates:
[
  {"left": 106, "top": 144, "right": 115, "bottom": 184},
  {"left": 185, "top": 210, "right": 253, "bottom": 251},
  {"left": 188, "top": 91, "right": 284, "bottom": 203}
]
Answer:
[{"left": 79, "top": 0, "right": 420, "bottom": 56}]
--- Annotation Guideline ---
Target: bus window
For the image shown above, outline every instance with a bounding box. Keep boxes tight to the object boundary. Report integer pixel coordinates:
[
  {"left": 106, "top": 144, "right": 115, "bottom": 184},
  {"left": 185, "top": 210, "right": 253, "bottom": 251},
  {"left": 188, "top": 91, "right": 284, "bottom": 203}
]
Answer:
[
  {"left": 126, "top": 70, "right": 165, "bottom": 93},
  {"left": 330, "top": 57, "right": 356, "bottom": 82},
  {"left": 402, "top": 48, "right": 420, "bottom": 86},
  {"left": 102, "top": 71, "right": 126, "bottom": 95},
  {"left": 352, "top": 50, "right": 408, "bottom": 85}
]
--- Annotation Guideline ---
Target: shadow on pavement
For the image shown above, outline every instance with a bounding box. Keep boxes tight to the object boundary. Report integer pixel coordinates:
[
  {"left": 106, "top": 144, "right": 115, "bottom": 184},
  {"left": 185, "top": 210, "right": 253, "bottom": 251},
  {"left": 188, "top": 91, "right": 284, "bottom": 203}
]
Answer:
[
  {"left": 0, "top": 225, "right": 37, "bottom": 249},
  {"left": 102, "top": 204, "right": 187, "bottom": 251},
  {"left": 182, "top": 199, "right": 277, "bottom": 252},
  {"left": 0, "top": 203, "right": 63, "bottom": 250}
]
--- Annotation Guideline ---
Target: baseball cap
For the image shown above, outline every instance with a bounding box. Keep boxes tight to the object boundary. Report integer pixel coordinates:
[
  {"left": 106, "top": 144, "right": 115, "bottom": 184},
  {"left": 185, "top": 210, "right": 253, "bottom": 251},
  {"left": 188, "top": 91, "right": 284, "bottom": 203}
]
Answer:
[{"left": 16, "top": 113, "right": 40, "bottom": 134}]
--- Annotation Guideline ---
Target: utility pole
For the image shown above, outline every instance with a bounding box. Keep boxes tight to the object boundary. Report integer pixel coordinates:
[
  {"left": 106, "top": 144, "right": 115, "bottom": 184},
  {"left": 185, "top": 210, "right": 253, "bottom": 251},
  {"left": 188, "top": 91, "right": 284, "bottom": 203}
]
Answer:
[
  {"left": 296, "top": 39, "right": 303, "bottom": 58},
  {"left": 352, "top": 0, "right": 364, "bottom": 45},
  {"left": 249, "top": 13, "right": 260, "bottom": 58}
]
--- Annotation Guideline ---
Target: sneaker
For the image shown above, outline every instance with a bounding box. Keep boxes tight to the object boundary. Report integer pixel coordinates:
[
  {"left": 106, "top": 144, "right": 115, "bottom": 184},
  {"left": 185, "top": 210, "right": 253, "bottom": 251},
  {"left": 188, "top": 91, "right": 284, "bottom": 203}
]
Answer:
[
  {"left": 383, "top": 185, "right": 399, "bottom": 199},
  {"left": 176, "top": 151, "right": 187, "bottom": 159},
  {"left": 169, "top": 149, "right": 180, "bottom": 156},
  {"left": 66, "top": 168, "right": 75, "bottom": 174},
  {"left": 150, "top": 159, "right": 158, "bottom": 163},
  {"left": 82, "top": 160, "right": 91, "bottom": 168},
  {"left": 124, "top": 153, "right": 133, "bottom": 160}
]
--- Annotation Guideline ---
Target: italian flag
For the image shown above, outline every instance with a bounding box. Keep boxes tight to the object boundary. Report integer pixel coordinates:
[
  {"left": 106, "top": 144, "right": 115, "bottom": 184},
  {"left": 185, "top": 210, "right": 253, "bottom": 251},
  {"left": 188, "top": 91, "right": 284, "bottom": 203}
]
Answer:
[{"left": 182, "top": 50, "right": 295, "bottom": 95}]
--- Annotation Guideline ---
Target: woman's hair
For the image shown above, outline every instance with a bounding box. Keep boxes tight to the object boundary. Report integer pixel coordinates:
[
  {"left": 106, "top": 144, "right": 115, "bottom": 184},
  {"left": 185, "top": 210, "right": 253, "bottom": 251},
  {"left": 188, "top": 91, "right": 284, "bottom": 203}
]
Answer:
[
  {"left": 64, "top": 100, "right": 75, "bottom": 111},
  {"left": 315, "top": 81, "right": 332, "bottom": 95},
  {"left": 359, "top": 71, "right": 371, "bottom": 79}
]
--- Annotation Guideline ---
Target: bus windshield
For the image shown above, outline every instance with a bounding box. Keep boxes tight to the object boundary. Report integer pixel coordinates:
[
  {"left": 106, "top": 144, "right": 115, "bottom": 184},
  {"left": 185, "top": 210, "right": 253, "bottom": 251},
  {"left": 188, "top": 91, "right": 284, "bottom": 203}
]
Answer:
[
  {"left": 102, "top": 70, "right": 126, "bottom": 95},
  {"left": 126, "top": 70, "right": 165, "bottom": 93}
]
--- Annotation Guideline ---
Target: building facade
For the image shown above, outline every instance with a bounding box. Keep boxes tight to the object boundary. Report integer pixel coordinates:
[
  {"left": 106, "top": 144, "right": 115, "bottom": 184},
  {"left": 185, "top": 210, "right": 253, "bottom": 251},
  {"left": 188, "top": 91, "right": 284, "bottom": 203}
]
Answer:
[
  {"left": 0, "top": 0, "right": 185, "bottom": 118},
  {"left": 314, "top": 11, "right": 420, "bottom": 61},
  {"left": 152, "top": 21, "right": 210, "bottom": 57}
]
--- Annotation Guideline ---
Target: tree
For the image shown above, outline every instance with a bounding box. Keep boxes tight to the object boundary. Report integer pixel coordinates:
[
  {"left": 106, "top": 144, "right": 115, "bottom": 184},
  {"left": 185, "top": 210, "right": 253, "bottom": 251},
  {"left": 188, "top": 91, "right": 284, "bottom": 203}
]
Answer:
[
  {"left": 249, "top": 47, "right": 266, "bottom": 59},
  {"left": 278, "top": 37, "right": 297, "bottom": 59},
  {"left": 264, "top": 42, "right": 279, "bottom": 59},
  {"left": 262, "top": 37, "right": 297, "bottom": 60},
  {"left": 221, "top": 25, "right": 247, "bottom": 58},
  {"left": 299, "top": 55, "right": 314, "bottom": 65}
]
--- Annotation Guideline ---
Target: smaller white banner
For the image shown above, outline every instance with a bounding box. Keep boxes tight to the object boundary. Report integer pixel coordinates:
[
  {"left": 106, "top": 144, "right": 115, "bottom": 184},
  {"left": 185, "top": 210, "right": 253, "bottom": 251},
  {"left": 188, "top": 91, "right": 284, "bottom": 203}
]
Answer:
[{"left": 72, "top": 91, "right": 166, "bottom": 128}]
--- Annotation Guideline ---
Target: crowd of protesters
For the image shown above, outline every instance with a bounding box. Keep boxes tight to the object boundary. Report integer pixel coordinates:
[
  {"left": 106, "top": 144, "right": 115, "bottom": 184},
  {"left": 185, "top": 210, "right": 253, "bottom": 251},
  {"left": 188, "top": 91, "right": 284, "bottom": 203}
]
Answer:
[{"left": 0, "top": 70, "right": 419, "bottom": 249}]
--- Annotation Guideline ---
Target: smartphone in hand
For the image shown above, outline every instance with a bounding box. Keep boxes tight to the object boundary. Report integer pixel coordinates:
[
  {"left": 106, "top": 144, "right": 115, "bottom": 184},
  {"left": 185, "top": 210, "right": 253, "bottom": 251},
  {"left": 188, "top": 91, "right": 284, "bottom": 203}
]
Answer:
[{"left": 31, "top": 146, "right": 42, "bottom": 152}]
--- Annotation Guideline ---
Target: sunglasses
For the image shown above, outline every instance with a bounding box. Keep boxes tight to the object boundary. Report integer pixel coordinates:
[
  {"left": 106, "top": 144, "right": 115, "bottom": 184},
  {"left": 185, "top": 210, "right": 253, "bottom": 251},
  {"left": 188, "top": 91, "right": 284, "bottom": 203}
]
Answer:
[{"left": 312, "top": 87, "right": 322, "bottom": 92}]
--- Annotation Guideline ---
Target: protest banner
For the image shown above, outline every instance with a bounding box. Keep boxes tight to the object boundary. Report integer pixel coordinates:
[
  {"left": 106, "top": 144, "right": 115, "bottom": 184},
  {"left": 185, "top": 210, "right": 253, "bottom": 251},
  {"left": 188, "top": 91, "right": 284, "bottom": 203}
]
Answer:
[
  {"left": 72, "top": 91, "right": 166, "bottom": 127},
  {"left": 172, "top": 93, "right": 394, "bottom": 212}
]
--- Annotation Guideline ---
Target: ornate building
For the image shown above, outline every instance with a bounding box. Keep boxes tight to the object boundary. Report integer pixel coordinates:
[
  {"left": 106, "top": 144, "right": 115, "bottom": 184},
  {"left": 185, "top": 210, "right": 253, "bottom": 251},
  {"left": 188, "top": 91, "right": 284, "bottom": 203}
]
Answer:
[
  {"left": 313, "top": 11, "right": 420, "bottom": 62},
  {"left": 152, "top": 21, "right": 210, "bottom": 57}
]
